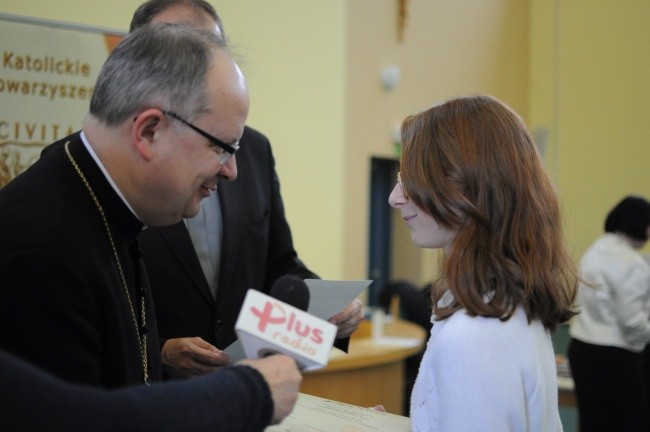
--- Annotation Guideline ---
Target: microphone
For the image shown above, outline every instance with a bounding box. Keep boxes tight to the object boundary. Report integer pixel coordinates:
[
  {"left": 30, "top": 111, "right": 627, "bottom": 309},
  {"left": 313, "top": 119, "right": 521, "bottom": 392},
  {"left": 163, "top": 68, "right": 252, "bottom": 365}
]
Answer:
[
  {"left": 269, "top": 275, "right": 310, "bottom": 312},
  {"left": 235, "top": 286, "right": 336, "bottom": 371}
]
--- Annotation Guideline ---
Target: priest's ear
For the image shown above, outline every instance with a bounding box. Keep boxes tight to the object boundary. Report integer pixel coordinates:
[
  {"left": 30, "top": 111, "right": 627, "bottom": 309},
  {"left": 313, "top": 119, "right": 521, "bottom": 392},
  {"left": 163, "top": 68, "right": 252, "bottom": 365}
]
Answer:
[{"left": 131, "top": 108, "right": 167, "bottom": 161}]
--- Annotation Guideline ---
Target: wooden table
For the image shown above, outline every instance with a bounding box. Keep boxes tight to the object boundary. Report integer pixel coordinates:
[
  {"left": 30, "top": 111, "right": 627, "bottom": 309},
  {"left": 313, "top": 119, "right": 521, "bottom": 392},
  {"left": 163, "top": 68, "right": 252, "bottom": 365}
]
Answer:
[
  {"left": 301, "top": 318, "right": 426, "bottom": 415},
  {"left": 558, "top": 377, "right": 577, "bottom": 408},
  {"left": 556, "top": 355, "right": 577, "bottom": 408}
]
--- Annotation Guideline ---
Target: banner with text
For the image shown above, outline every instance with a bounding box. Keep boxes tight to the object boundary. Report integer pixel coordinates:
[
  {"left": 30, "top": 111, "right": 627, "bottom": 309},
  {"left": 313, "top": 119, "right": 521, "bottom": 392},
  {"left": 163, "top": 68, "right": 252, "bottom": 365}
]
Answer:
[{"left": 0, "top": 13, "right": 123, "bottom": 188}]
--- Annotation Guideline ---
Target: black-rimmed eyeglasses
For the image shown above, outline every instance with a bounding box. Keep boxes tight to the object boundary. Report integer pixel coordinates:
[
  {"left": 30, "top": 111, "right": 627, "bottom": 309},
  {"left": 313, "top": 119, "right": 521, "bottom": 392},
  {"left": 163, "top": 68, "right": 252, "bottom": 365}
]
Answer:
[{"left": 163, "top": 110, "right": 239, "bottom": 165}]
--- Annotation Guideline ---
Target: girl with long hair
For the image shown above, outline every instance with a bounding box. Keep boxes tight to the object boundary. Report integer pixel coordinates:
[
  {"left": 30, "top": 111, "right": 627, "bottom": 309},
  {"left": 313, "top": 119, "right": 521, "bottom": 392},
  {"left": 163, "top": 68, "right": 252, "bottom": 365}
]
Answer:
[{"left": 389, "top": 95, "right": 578, "bottom": 431}]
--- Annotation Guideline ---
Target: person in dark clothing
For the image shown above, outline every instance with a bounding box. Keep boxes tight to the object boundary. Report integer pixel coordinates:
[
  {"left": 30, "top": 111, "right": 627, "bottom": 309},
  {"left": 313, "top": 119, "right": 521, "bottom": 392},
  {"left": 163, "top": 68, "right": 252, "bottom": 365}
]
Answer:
[
  {"left": 131, "top": 0, "right": 363, "bottom": 378},
  {"left": 0, "top": 348, "right": 288, "bottom": 432},
  {"left": 0, "top": 23, "right": 301, "bottom": 427}
]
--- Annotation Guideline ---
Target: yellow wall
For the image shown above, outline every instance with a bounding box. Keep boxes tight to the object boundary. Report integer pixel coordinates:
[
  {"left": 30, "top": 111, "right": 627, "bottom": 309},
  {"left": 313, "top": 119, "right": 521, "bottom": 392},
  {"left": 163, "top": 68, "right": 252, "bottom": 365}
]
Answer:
[
  {"left": 1, "top": 0, "right": 647, "bottom": 283},
  {"left": 207, "top": 1, "right": 347, "bottom": 279},
  {"left": 221, "top": 0, "right": 530, "bottom": 283},
  {"left": 0, "top": 1, "right": 140, "bottom": 30},
  {"left": 0, "top": 0, "right": 349, "bottom": 279},
  {"left": 529, "top": 0, "right": 650, "bottom": 256},
  {"left": 345, "top": 0, "right": 529, "bottom": 283}
]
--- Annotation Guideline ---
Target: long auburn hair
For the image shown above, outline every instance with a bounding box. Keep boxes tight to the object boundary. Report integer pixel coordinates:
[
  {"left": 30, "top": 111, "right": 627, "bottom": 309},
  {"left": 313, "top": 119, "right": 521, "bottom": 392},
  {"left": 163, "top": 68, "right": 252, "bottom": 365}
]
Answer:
[{"left": 400, "top": 95, "right": 578, "bottom": 330}]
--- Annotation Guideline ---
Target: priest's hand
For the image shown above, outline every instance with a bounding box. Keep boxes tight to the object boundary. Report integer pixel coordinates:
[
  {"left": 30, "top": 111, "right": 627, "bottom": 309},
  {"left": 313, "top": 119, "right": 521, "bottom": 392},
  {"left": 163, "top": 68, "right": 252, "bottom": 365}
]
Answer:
[{"left": 161, "top": 337, "right": 230, "bottom": 377}]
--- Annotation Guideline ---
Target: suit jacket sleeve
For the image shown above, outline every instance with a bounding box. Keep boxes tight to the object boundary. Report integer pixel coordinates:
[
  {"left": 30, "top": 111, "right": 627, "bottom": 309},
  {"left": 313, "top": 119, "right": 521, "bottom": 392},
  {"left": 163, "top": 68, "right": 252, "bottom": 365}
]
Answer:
[{"left": 0, "top": 348, "right": 273, "bottom": 432}]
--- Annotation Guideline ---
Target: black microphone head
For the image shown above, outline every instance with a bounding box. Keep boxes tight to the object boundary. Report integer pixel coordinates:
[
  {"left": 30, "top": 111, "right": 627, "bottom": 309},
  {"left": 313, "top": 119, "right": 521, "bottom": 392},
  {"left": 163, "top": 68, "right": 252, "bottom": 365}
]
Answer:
[{"left": 269, "top": 275, "right": 310, "bottom": 311}]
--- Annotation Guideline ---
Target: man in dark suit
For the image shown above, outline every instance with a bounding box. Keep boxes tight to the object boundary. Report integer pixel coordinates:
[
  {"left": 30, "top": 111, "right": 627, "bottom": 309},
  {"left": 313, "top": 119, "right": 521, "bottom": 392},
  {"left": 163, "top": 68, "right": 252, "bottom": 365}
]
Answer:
[
  {"left": 133, "top": 0, "right": 363, "bottom": 377},
  {"left": 0, "top": 24, "right": 301, "bottom": 426}
]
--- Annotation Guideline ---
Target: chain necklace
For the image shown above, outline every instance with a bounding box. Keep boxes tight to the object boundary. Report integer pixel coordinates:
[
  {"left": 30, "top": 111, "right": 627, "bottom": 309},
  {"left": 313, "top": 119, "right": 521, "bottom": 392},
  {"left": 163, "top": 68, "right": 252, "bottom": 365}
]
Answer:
[{"left": 64, "top": 141, "right": 149, "bottom": 384}]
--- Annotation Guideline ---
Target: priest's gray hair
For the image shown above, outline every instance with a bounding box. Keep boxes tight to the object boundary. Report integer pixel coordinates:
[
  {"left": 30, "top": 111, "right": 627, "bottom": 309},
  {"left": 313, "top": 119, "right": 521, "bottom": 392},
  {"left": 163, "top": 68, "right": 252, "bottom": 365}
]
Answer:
[{"left": 89, "top": 23, "right": 227, "bottom": 126}]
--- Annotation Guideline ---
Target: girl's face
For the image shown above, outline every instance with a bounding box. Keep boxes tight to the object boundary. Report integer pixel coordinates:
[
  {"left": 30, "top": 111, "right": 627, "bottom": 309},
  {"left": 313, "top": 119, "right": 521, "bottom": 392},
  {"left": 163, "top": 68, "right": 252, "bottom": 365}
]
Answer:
[{"left": 388, "top": 172, "right": 457, "bottom": 252}]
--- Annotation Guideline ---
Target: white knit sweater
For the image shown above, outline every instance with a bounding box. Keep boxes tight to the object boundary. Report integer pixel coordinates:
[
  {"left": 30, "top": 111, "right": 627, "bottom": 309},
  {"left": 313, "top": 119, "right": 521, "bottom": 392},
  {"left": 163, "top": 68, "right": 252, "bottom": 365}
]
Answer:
[{"left": 410, "top": 306, "right": 562, "bottom": 432}]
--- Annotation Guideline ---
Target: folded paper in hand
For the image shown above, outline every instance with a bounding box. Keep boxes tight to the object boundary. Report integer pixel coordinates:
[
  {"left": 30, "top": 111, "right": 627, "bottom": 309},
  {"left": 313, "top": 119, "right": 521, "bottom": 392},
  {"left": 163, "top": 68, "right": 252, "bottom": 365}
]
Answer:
[
  {"left": 235, "top": 289, "right": 337, "bottom": 371},
  {"left": 304, "top": 279, "right": 371, "bottom": 320}
]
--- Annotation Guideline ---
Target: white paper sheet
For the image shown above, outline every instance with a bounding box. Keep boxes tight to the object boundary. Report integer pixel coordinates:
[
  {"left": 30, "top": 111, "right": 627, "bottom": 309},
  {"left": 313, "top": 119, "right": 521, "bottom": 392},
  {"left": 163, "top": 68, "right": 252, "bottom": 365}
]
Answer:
[
  {"left": 305, "top": 279, "right": 371, "bottom": 320},
  {"left": 265, "top": 393, "right": 410, "bottom": 432},
  {"left": 222, "top": 338, "right": 245, "bottom": 362}
]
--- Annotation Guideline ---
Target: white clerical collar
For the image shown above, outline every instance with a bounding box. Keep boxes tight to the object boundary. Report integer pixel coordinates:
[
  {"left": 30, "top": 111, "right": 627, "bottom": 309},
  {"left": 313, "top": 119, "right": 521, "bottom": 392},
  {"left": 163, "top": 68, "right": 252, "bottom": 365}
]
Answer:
[{"left": 80, "top": 131, "right": 141, "bottom": 222}]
